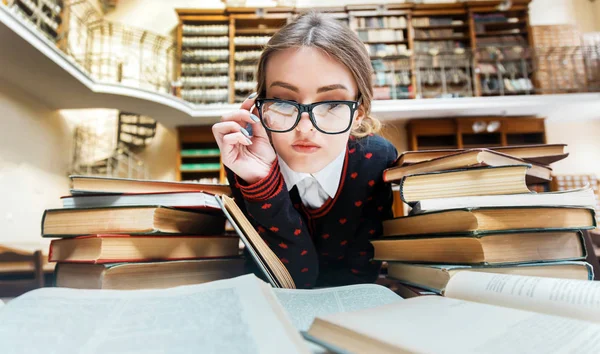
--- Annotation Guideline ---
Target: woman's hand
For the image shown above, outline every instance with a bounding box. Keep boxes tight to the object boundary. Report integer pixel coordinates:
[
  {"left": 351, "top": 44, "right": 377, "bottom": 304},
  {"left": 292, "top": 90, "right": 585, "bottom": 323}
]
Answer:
[{"left": 212, "top": 94, "right": 276, "bottom": 184}]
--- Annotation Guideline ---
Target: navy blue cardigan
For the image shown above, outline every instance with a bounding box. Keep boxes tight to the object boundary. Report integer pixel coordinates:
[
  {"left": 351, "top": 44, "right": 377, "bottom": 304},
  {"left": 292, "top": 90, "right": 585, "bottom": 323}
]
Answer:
[{"left": 227, "top": 134, "right": 398, "bottom": 289}]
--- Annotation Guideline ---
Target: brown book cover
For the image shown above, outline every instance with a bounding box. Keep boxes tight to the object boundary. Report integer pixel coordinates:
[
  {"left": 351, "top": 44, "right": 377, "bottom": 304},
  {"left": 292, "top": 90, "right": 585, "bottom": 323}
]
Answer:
[
  {"left": 399, "top": 165, "right": 531, "bottom": 204},
  {"left": 70, "top": 175, "right": 231, "bottom": 196},
  {"left": 49, "top": 235, "right": 240, "bottom": 263},
  {"left": 386, "top": 261, "right": 593, "bottom": 295},
  {"left": 372, "top": 230, "right": 587, "bottom": 264},
  {"left": 55, "top": 258, "right": 246, "bottom": 290},
  {"left": 41, "top": 206, "right": 225, "bottom": 237},
  {"left": 396, "top": 144, "right": 568, "bottom": 166},
  {"left": 382, "top": 206, "right": 596, "bottom": 237},
  {"left": 384, "top": 149, "right": 551, "bottom": 183}
]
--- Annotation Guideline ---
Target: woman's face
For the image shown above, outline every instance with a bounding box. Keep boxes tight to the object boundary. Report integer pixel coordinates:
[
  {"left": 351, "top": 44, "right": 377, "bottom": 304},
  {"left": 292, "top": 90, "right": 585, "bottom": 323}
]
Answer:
[{"left": 263, "top": 46, "right": 363, "bottom": 173}]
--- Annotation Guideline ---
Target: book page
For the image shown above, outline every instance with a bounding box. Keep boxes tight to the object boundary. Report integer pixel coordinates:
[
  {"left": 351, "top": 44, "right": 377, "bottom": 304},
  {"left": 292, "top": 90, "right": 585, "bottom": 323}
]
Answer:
[
  {"left": 445, "top": 271, "right": 600, "bottom": 324},
  {"left": 274, "top": 283, "right": 402, "bottom": 331},
  {"left": 0, "top": 275, "right": 309, "bottom": 354},
  {"left": 314, "top": 296, "right": 600, "bottom": 354}
]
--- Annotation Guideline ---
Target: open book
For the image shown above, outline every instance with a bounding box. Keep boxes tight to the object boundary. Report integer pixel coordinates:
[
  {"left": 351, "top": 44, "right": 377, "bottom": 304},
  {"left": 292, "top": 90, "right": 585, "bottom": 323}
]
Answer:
[
  {"left": 216, "top": 195, "right": 296, "bottom": 288},
  {"left": 307, "top": 271, "right": 600, "bottom": 353},
  {"left": 0, "top": 274, "right": 401, "bottom": 353}
]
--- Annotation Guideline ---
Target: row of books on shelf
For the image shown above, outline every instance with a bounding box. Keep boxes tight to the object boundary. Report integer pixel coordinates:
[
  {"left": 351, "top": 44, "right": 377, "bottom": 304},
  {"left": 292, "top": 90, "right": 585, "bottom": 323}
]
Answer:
[
  {"left": 180, "top": 163, "right": 221, "bottom": 171},
  {"left": 413, "top": 40, "right": 465, "bottom": 53},
  {"left": 412, "top": 17, "right": 464, "bottom": 27},
  {"left": 417, "top": 69, "right": 470, "bottom": 85},
  {"left": 181, "top": 76, "right": 229, "bottom": 87},
  {"left": 414, "top": 29, "right": 465, "bottom": 39},
  {"left": 373, "top": 85, "right": 412, "bottom": 100},
  {"left": 182, "top": 177, "right": 222, "bottom": 184},
  {"left": 350, "top": 16, "right": 407, "bottom": 29},
  {"left": 476, "top": 46, "right": 530, "bottom": 61},
  {"left": 181, "top": 62, "right": 229, "bottom": 74},
  {"left": 182, "top": 49, "right": 229, "bottom": 61},
  {"left": 234, "top": 36, "right": 270, "bottom": 46},
  {"left": 476, "top": 35, "right": 527, "bottom": 47},
  {"left": 182, "top": 36, "right": 229, "bottom": 48},
  {"left": 182, "top": 24, "right": 228, "bottom": 35},
  {"left": 475, "top": 26, "right": 525, "bottom": 36},
  {"left": 234, "top": 81, "right": 256, "bottom": 91},
  {"left": 473, "top": 13, "right": 520, "bottom": 24},
  {"left": 478, "top": 61, "right": 530, "bottom": 76},
  {"left": 356, "top": 29, "right": 404, "bottom": 42},
  {"left": 480, "top": 77, "right": 534, "bottom": 93},
  {"left": 181, "top": 89, "right": 229, "bottom": 102},
  {"left": 234, "top": 50, "right": 262, "bottom": 61},
  {"left": 373, "top": 71, "right": 412, "bottom": 87},
  {"left": 365, "top": 44, "right": 410, "bottom": 57}
]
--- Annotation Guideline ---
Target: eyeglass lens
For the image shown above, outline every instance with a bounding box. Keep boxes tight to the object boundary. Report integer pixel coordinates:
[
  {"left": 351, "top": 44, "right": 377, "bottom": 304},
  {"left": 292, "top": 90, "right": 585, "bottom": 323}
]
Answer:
[{"left": 261, "top": 101, "right": 352, "bottom": 133}]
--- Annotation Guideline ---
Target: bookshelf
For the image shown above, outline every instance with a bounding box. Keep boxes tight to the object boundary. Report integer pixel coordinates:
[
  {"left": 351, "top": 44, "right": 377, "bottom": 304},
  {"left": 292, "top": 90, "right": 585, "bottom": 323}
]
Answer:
[
  {"left": 407, "top": 116, "right": 546, "bottom": 152},
  {"left": 467, "top": 1, "right": 534, "bottom": 97},
  {"left": 175, "top": 2, "right": 536, "bottom": 103},
  {"left": 5, "top": 0, "right": 63, "bottom": 42},
  {"left": 348, "top": 4, "right": 413, "bottom": 100},
  {"left": 177, "top": 126, "right": 225, "bottom": 183},
  {"left": 229, "top": 8, "right": 292, "bottom": 103},
  {"left": 177, "top": 10, "right": 231, "bottom": 105},
  {"left": 411, "top": 4, "right": 473, "bottom": 99}
]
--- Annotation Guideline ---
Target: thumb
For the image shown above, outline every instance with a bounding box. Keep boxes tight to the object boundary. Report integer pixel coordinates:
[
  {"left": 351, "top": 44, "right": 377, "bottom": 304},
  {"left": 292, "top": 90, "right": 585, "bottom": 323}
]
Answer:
[{"left": 249, "top": 106, "right": 270, "bottom": 140}]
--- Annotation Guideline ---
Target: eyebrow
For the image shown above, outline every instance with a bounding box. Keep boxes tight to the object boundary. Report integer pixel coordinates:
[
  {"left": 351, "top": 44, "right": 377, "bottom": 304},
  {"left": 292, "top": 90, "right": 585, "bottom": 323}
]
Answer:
[{"left": 269, "top": 81, "right": 349, "bottom": 93}]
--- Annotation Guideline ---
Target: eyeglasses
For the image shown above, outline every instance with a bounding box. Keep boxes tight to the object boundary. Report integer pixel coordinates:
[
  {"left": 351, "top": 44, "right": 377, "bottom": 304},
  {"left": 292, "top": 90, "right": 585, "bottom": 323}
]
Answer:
[{"left": 255, "top": 98, "right": 360, "bottom": 135}]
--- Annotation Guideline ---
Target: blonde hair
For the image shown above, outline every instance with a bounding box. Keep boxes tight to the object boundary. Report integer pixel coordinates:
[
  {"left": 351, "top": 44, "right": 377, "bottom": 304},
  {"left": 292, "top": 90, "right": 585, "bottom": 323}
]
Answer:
[{"left": 256, "top": 12, "right": 381, "bottom": 138}]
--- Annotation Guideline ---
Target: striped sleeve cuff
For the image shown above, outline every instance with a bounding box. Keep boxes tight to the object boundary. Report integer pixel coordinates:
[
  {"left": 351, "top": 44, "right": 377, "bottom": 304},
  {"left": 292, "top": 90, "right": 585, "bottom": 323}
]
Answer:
[{"left": 235, "top": 160, "right": 285, "bottom": 202}]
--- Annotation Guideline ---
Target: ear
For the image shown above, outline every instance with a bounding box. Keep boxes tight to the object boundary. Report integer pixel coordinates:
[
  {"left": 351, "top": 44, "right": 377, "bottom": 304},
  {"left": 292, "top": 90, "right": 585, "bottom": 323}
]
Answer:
[{"left": 353, "top": 104, "right": 366, "bottom": 130}]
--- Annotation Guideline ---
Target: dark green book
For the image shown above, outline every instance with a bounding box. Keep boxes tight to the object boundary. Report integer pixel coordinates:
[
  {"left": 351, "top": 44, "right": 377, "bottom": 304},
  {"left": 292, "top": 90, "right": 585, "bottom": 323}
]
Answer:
[
  {"left": 180, "top": 163, "right": 221, "bottom": 171},
  {"left": 180, "top": 148, "right": 220, "bottom": 157}
]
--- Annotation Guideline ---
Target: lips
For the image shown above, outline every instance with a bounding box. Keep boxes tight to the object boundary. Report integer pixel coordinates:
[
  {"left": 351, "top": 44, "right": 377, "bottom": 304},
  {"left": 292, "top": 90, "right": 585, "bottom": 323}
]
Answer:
[
  {"left": 291, "top": 140, "right": 320, "bottom": 154},
  {"left": 292, "top": 140, "right": 320, "bottom": 148}
]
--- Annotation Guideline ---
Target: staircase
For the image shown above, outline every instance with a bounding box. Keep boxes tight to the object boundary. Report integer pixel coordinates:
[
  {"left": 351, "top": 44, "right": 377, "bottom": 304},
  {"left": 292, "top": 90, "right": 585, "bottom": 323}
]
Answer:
[{"left": 70, "top": 111, "right": 156, "bottom": 179}]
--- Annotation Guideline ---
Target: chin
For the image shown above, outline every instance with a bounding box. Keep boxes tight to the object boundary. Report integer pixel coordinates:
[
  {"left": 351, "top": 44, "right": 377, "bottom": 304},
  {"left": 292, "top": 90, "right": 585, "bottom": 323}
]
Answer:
[{"left": 287, "top": 156, "right": 326, "bottom": 173}]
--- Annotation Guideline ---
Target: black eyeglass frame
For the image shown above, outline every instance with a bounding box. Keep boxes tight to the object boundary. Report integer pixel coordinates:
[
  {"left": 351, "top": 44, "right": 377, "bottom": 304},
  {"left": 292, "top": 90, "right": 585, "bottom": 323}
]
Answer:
[{"left": 255, "top": 98, "right": 361, "bottom": 135}]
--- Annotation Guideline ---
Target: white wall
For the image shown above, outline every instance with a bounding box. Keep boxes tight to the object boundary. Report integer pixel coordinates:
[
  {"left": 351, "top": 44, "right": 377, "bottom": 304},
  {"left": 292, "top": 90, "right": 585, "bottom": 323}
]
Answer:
[
  {"left": 0, "top": 78, "right": 73, "bottom": 248},
  {"left": 546, "top": 121, "right": 600, "bottom": 177},
  {"left": 138, "top": 124, "right": 178, "bottom": 182}
]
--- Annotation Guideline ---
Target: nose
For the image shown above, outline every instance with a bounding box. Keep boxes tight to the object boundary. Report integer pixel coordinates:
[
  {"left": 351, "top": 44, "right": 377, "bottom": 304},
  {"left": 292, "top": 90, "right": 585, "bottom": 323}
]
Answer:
[{"left": 296, "top": 112, "right": 314, "bottom": 133}]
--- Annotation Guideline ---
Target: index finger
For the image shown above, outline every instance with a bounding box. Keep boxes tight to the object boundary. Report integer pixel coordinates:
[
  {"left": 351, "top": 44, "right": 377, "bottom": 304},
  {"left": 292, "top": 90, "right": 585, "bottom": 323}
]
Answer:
[{"left": 240, "top": 92, "right": 258, "bottom": 112}]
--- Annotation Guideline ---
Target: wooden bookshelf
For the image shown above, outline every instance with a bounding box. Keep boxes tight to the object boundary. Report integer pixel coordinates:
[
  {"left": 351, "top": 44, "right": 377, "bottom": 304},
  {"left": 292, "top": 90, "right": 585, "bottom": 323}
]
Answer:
[
  {"left": 177, "top": 10, "right": 231, "bottom": 104},
  {"left": 230, "top": 9, "right": 291, "bottom": 103},
  {"left": 348, "top": 4, "right": 413, "bottom": 100},
  {"left": 467, "top": 0, "right": 534, "bottom": 97},
  {"left": 411, "top": 3, "right": 473, "bottom": 99},
  {"left": 174, "top": 1, "right": 535, "bottom": 103},
  {"left": 407, "top": 116, "right": 546, "bottom": 152},
  {"left": 177, "top": 126, "right": 225, "bottom": 183}
]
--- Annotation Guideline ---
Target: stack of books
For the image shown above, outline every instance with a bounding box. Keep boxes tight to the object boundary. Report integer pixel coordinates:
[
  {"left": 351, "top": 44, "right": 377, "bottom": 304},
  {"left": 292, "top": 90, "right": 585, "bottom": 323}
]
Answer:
[
  {"left": 44, "top": 176, "right": 246, "bottom": 290},
  {"left": 372, "top": 144, "right": 597, "bottom": 295}
]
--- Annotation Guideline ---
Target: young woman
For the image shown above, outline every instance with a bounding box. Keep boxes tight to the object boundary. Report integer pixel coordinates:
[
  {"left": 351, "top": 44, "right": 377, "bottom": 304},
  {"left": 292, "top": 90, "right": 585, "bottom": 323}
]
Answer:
[{"left": 212, "top": 12, "right": 398, "bottom": 289}]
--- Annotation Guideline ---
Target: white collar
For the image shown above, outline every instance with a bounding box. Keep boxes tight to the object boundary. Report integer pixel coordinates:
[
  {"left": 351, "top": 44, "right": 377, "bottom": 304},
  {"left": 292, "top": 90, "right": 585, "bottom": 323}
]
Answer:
[{"left": 278, "top": 149, "right": 346, "bottom": 199}]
